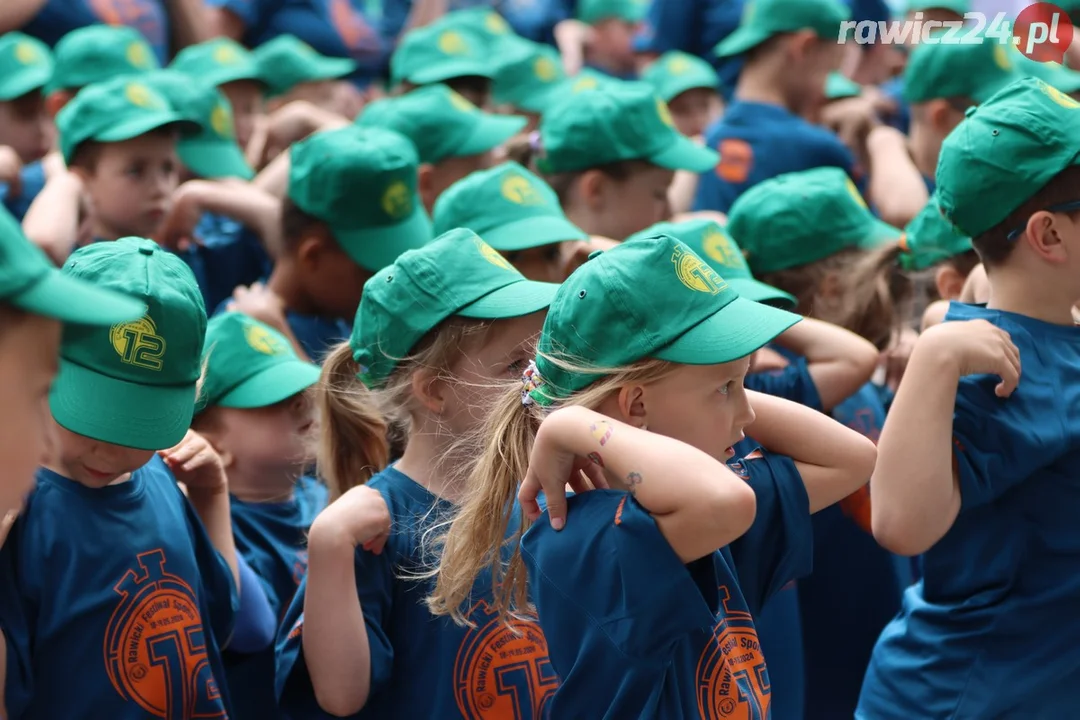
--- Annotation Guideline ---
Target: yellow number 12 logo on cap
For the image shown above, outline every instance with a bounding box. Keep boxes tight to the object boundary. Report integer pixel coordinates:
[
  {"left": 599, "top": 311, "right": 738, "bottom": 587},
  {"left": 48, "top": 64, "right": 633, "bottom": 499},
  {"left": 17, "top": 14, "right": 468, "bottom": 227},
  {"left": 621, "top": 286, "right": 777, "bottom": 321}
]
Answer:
[
  {"left": 672, "top": 244, "right": 725, "bottom": 294},
  {"left": 111, "top": 316, "right": 166, "bottom": 371}
]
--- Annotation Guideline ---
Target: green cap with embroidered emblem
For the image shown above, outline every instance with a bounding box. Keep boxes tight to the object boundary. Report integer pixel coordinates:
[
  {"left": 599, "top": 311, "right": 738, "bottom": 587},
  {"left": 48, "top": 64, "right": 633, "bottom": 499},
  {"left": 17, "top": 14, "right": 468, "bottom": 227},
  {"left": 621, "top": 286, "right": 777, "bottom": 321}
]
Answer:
[
  {"left": 355, "top": 84, "right": 526, "bottom": 164},
  {"left": 826, "top": 72, "right": 862, "bottom": 100},
  {"left": 197, "top": 313, "right": 321, "bottom": 410},
  {"left": 437, "top": 7, "right": 520, "bottom": 55},
  {"left": 561, "top": 67, "right": 622, "bottom": 96},
  {"left": 288, "top": 125, "right": 432, "bottom": 272},
  {"left": 577, "top": 0, "right": 650, "bottom": 24},
  {"left": 937, "top": 77, "right": 1080, "bottom": 238},
  {"left": 903, "top": 32, "right": 1022, "bottom": 105},
  {"left": 254, "top": 34, "right": 357, "bottom": 97},
  {"left": 0, "top": 204, "right": 145, "bottom": 324},
  {"left": 641, "top": 51, "right": 721, "bottom": 102},
  {"left": 142, "top": 70, "right": 253, "bottom": 180},
  {"left": 46, "top": 25, "right": 158, "bottom": 95},
  {"left": 899, "top": 195, "right": 973, "bottom": 271},
  {"left": 391, "top": 22, "right": 494, "bottom": 87},
  {"left": 537, "top": 81, "right": 719, "bottom": 173},
  {"left": 0, "top": 33, "right": 53, "bottom": 101},
  {"left": 727, "top": 167, "right": 902, "bottom": 274},
  {"left": 1011, "top": 46, "right": 1080, "bottom": 95},
  {"left": 715, "top": 0, "right": 850, "bottom": 58},
  {"left": 352, "top": 227, "right": 558, "bottom": 387},
  {"left": 493, "top": 37, "right": 567, "bottom": 113},
  {"left": 56, "top": 75, "right": 200, "bottom": 164},
  {"left": 529, "top": 234, "right": 801, "bottom": 404},
  {"left": 627, "top": 219, "right": 797, "bottom": 308},
  {"left": 433, "top": 162, "right": 587, "bottom": 250},
  {"left": 170, "top": 38, "right": 264, "bottom": 88},
  {"left": 49, "top": 238, "right": 208, "bottom": 450}
]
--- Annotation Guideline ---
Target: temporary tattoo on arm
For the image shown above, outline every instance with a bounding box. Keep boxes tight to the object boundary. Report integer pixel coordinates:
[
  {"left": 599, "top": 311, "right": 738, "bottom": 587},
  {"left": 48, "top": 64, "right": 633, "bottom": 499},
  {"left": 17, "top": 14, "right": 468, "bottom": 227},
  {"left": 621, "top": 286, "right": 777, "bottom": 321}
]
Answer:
[
  {"left": 626, "top": 471, "right": 643, "bottom": 496},
  {"left": 589, "top": 421, "right": 613, "bottom": 446},
  {"left": 587, "top": 452, "right": 604, "bottom": 467}
]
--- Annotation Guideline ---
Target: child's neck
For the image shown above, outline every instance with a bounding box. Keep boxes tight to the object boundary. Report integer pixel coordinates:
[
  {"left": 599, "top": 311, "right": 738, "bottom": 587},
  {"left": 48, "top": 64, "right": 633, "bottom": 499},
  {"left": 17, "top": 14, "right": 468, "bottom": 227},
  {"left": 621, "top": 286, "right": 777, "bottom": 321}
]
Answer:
[
  {"left": 267, "top": 260, "right": 319, "bottom": 316},
  {"left": 733, "top": 64, "right": 792, "bottom": 110},
  {"left": 986, "top": 266, "right": 1079, "bottom": 326},
  {"left": 393, "top": 425, "right": 467, "bottom": 505},
  {"left": 227, "top": 463, "right": 300, "bottom": 503},
  {"left": 907, "top": 123, "right": 939, "bottom": 181},
  {"left": 92, "top": 221, "right": 123, "bottom": 243}
]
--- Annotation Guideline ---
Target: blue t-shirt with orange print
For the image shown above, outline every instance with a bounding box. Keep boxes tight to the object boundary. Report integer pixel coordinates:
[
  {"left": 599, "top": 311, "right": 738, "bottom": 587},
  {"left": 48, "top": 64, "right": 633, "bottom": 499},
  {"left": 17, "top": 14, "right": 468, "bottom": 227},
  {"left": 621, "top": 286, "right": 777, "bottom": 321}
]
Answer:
[{"left": 21, "top": 0, "right": 169, "bottom": 64}]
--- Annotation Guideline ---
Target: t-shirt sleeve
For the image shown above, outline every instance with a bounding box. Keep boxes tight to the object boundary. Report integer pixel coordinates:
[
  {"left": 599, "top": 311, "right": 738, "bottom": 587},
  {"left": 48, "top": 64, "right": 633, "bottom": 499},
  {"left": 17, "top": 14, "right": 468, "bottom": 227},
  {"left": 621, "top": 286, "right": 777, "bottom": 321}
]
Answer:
[
  {"left": 203, "top": 0, "right": 276, "bottom": 28},
  {"left": 745, "top": 359, "right": 825, "bottom": 412},
  {"left": 727, "top": 451, "right": 813, "bottom": 616},
  {"left": 228, "top": 554, "right": 277, "bottom": 654}
]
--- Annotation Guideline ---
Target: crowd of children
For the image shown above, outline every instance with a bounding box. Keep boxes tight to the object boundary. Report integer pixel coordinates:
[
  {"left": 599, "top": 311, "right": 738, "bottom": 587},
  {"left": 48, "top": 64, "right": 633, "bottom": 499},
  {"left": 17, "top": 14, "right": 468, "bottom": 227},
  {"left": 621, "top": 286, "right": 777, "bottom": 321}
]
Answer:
[{"left": 0, "top": 0, "right": 1078, "bottom": 718}]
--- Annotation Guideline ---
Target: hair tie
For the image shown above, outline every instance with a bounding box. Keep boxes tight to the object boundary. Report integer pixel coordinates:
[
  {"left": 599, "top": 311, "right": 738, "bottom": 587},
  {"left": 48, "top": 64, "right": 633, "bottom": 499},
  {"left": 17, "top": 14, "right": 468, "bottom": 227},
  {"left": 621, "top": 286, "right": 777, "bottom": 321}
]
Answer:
[
  {"left": 528, "top": 131, "right": 543, "bottom": 154},
  {"left": 521, "top": 359, "right": 546, "bottom": 407}
]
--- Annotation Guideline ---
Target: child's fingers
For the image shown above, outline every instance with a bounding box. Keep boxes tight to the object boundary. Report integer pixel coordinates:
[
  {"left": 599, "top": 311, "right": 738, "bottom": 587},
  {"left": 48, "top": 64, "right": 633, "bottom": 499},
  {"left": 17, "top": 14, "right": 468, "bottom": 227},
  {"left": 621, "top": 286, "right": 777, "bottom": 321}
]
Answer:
[
  {"left": 362, "top": 531, "right": 389, "bottom": 555},
  {"left": 162, "top": 438, "right": 200, "bottom": 466},
  {"left": 518, "top": 476, "right": 542, "bottom": 521}
]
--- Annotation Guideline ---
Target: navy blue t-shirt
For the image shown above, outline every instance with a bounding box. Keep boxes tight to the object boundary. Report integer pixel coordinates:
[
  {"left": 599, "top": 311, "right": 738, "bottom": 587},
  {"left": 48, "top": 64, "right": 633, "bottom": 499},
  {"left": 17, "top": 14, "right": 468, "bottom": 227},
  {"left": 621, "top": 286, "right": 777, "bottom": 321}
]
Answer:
[
  {"left": 0, "top": 161, "right": 46, "bottom": 223},
  {"left": 276, "top": 466, "right": 556, "bottom": 719},
  {"left": 225, "top": 475, "right": 327, "bottom": 720},
  {"left": 20, "top": 0, "right": 169, "bottom": 64},
  {"left": 176, "top": 212, "right": 272, "bottom": 313},
  {"left": 521, "top": 449, "right": 811, "bottom": 719},
  {"left": 380, "top": 0, "right": 572, "bottom": 47},
  {"left": 694, "top": 100, "right": 860, "bottom": 214},
  {"left": 0, "top": 457, "right": 238, "bottom": 718},
  {"left": 859, "top": 303, "right": 1080, "bottom": 719}
]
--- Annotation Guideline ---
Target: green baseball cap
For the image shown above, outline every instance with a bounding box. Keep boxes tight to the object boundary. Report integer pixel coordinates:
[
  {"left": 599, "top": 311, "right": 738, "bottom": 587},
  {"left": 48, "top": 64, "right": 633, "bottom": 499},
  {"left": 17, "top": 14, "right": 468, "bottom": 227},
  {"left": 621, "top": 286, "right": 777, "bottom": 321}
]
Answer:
[
  {"left": 903, "top": 33, "right": 1022, "bottom": 105},
  {"left": 537, "top": 82, "right": 719, "bottom": 173},
  {"left": 254, "top": 35, "right": 357, "bottom": 97},
  {"left": 198, "top": 313, "right": 321, "bottom": 410},
  {"left": 390, "top": 23, "right": 494, "bottom": 87},
  {"left": 529, "top": 234, "right": 801, "bottom": 404},
  {"left": 170, "top": 38, "right": 264, "bottom": 88},
  {"left": 56, "top": 76, "right": 199, "bottom": 164},
  {"left": 626, "top": 219, "right": 797, "bottom": 308},
  {"left": 826, "top": 72, "right": 862, "bottom": 100},
  {"left": 288, "top": 126, "right": 432, "bottom": 272},
  {"left": 142, "top": 70, "right": 253, "bottom": 180},
  {"left": 715, "top": 0, "right": 850, "bottom": 58},
  {"left": 438, "top": 7, "right": 520, "bottom": 55},
  {"left": 0, "top": 205, "right": 145, "bottom": 324},
  {"left": 578, "top": 0, "right": 650, "bottom": 24},
  {"left": 0, "top": 33, "right": 53, "bottom": 101},
  {"left": 906, "top": 0, "right": 969, "bottom": 13},
  {"left": 50, "top": 238, "right": 207, "bottom": 450},
  {"left": 352, "top": 227, "right": 559, "bottom": 387},
  {"left": 727, "top": 167, "right": 902, "bottom": 274},
  {"left": 641, "top": 51, "right": 721, "bottom": 103},
  {"left": 561, "top": 67, "right": 622, "bottom": 96},
  {"left": 899, "top": 195, "right": 973, "bottom": 271},
  {"left": 355, "top": 84, "right": 526, "bottom": 164},
  {"left": 937, "top": 77, "right": 1080, "bottom": 238},
  {"left": 432, "top": 162, "right": 587, "bottom": 250},
  {"left": 46, "top": 25, "right": 158, "bottom": 95},
  {"left": 492, "top": 37, "right": 567, "bottom": 113},
  {"left": 1012, "top": 48, "right": 1080, "bottom": 95}
]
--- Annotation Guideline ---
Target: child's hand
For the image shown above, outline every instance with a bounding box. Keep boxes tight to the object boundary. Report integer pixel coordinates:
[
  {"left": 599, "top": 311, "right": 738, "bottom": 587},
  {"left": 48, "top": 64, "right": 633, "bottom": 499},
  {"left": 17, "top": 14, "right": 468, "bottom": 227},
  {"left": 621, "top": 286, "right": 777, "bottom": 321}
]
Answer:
[
  {"left": 227, "top": 282, "right": 288, "bottom": 330},
  {"left": 752, "top": 346, "right": 790, "bottom": 373},
  {"left": 561, "top": 236, "right": 619, "bottom": 279},
  {"left": 0, "top": 146, "right": 22, "bottom": 195},
  {"left": 312, "top": 485, "right": 391, "bottom": 553},
  {"left": 920, "top": 319, "right": 1021, "bottom": 397},
  {"left": 159, "top": 430, "right": 227, "bottom": 493},
  {"left": 156, "top": 181, "right": 209, "bottom": 252}
]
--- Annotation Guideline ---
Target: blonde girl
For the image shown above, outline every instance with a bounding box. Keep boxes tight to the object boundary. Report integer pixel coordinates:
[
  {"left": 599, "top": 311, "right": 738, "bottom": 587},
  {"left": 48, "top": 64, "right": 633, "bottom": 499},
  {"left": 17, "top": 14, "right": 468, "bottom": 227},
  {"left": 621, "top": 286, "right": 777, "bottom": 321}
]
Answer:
[
  {"left": 428, "top": 233, "right": 877, "bottom": 718},
  {"left": 274, "top": 229, "right": 560, "bottom": 719}
]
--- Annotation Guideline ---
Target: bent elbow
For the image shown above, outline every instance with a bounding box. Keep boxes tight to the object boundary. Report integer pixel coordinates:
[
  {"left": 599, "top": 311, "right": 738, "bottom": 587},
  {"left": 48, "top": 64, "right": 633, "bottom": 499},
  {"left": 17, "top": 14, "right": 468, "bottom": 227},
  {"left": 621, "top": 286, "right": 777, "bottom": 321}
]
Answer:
[
  {"left": 713, "top": 481, "right": 757, "bottom": 543},
  {"left": 315, "top": 687, "right": 368, "bottom": 719},
  {"left": 871, "top": 511, "right": 931, "bottom": 557}
]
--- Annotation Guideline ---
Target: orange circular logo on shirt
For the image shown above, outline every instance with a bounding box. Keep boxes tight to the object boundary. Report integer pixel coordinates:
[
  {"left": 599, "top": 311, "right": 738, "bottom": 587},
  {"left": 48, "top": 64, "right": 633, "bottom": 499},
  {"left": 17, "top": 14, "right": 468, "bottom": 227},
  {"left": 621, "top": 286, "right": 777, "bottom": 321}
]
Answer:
[{"left": 697, "top": 586, "right": 771, "bottom": 720}]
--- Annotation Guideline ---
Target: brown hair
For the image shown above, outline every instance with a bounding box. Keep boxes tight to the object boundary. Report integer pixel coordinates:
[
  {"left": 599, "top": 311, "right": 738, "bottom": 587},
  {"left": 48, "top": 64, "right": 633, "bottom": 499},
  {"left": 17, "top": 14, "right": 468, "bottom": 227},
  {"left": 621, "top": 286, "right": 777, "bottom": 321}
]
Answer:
[
  {"left": 504, "top": 136, "right": 651, "bottom": 206},
  {"left": 426, "top": 355, "right": 678, "bottom": 626},
  {"left": 972, "top": 165, "right": 1080, "bottom": 267},
  {"left": 759, "top": 242, "right": 913, "bottom": 350},
  {"left": 68, "top": 140, "right": 105, "bottom": 173}
]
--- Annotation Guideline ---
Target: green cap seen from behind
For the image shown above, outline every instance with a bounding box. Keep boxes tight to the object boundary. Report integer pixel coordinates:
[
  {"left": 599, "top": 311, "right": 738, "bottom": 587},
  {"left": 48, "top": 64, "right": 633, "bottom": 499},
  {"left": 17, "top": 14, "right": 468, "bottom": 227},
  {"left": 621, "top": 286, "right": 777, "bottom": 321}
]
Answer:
[
  {"left": 352, "top": 228, "right": 559, "bottom": 387},
  {"left": 493, "top": 37, "right": 568, "bottom": 113},
  {"left": 46, "top": 25, "right": 158, "bottom": 95},
  {"left": 577, "top": 0, "right": 650, "bottom": 25},
  {"left": 355, "top": 84, "right": 526, "bottom": 164},
  {"left": 715, "top": 0, "right": 850, "bottom": 58},
  {"left": 198, "top": 313, "right": 321, "bottom": 410},
  {"left": 288, "top": 126, "right": 432, "bottom": 272},
  {"left": 0, "top": 33, "right": 53, "bottom": 101},
  {"left": 390, "top": 23, "right": 494, "bottom": 87},
  {"left": 433, "top": 162, "right": 587, "bottom": 250},
  {"left": 254, "top": 35, "right": 357, "bottom": 96},
  {"left": 906, "top": 0, "right": 970, "bottom": 13},
  {"left": 937, "top": 77, "right": 1080, "bottom": 238},
  {"left": 530, "top": 234, "right": 801, "bottom": 405},
  {"left": 171, "top": 38, "right": 264, "bottom": 88},
  {"left": 900, "top": 195, "right": 973, "bottom": 270},
  {"left": 537, "top": 82, "right": 718, "bottom": 173},
  {"left": 727, "top": 167, "right": 901, "bottom": 274},
  {"left": 903, "top": 32, "right": 1022, "bottom": 105},
  {"left": 50, "top": 238, "right": 207, "bottom": 451},
  {"left": 641, "top": 51, "right": 721, "bottom": 103}
]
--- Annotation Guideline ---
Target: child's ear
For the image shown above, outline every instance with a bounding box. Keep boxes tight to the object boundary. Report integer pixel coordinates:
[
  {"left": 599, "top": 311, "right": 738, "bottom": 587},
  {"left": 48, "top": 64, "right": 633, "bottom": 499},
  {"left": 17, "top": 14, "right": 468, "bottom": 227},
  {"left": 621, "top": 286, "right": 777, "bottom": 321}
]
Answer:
[
  {"left": 611, "top": 385, "right": 648, "bottom": 429},
  {"left": 409, "top": 367, "right": 446, "bottom": 415},
  {"left": 577, "top": 169, "right": 607, "bottom": 211},
  {"left": 44, "top": 91, "right": 71, "bottom": 120},
  {"left": 934, "top": 263, "right": 966, "bottom": 301},
  {"left": 785, "top": 30, "right": 820, "bottom": 63},
  {"left": 296, "top": 231, "right": 328, "bottom": 272},
  {"left": 417, "top": 164, "right": 435, "bottom": 212},
  {"left": 1024, "top": 210, "right": 1070, "bottom": 263}
]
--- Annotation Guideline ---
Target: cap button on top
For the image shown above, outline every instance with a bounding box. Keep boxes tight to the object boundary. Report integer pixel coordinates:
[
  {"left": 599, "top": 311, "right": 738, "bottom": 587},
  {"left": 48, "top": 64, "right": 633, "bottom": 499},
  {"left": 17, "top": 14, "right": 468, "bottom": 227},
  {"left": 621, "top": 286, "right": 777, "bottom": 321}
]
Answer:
[
  {"left": 964, "top": 106, "right": 978, "bottom": 118},
  {"left": 138, "top": 245, "right": 156, "bottom": 256}
]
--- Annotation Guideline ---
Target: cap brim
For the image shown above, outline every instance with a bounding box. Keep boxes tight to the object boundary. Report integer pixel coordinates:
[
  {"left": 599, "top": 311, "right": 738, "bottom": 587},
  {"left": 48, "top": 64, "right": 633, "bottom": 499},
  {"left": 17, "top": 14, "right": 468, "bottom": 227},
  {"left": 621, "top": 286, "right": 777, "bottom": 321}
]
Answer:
[
  {"left": 456, "top": 278, "right": 559, "bottom": 318},
  {"left": 312, "top": 57, "right": 358, "bottom": 81},
  {"left": 657, "top": 76, "right": 720, "bottom": 103},
  {"left": 11, "top": 270, "right": 146, "bottom": 325},
  {"left": 50, "top": 358, "right": 195, "bottom": 450},
  {"left": 217, "top": 361, "right": 322, "bottom": 409},
  {"left": 654, "top": 295, "right": 801, "bottom": 364},
  {"left": 458, "top": 114, "right": 528, "bottom": 157},
  {"left": 0, "top": 65, "right": 52, "bottom": 101},
  {"left": 336, "top": 206, "right": 433, "bottom": 272},
  {"left": 727, "top": 278, "right": 797, "bottom": 310},
  {"left": 98, "top": 113, "right": 201, "bottom": 145},
  {"left": 858, "top": 217, "right": 904, "bottom": 249},
  {"left": 409, "top": 61, "right": 495, "bottom": 85},
  {"left": 649, "top": 135, "right": 719, "bottom": 173},
  {"left": 482, "top": 215, "right": 588, "bottom": 251},
  {"left": 208, "top": 66, "right": 266, "bottom": 88},
  {"left": 714, "top": 27, "right": 771, "bottom": 58},
  {"left": 495, "top": 82, "right": 564, "bottom": 113},
  {"left": 179, "top": 136, "right": 255, "bottom": 180}
]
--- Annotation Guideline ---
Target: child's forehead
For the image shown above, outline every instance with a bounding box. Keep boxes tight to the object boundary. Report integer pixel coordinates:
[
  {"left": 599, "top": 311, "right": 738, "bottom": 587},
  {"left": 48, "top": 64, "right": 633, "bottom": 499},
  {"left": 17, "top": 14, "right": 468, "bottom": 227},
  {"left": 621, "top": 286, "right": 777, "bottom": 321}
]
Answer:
[{"left": 99, "top": 130, "right": 180, "bottom": 158}]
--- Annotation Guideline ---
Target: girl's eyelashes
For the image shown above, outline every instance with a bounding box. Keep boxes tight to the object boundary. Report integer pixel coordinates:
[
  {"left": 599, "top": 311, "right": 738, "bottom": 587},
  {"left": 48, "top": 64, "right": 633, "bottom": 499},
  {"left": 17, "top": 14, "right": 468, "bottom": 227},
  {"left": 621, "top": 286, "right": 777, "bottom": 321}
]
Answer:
[{"left": 718, "top": 381, "right": 732, "bottom": 396}]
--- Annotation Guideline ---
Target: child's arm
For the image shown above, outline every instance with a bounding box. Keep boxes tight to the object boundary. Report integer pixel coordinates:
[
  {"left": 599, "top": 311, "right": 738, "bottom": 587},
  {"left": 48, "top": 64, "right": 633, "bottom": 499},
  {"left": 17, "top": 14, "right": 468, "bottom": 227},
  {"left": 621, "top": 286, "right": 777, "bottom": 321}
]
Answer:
[
  {"left": 0, "top": 0, "right": 47, "bottom": 33},
  {"left": 520, "top": 406, "right": 758, "bottom": 563},
  {"left": 22, "top": 171, "right": 84, "bottom": 264},
  {"left": 159, "top": 430, "right": 240, "bottom": 589},
  {"left": 865, "top": 125, "right": 928, "bottom": 228},
  {"left": 742, "top": 391, "right": 878, "bottom": 512},
  {"left": 303, "top": 485, "right": 391, "bottom": 716},
  {"left": 771, "top": 317, "right": 879, "bottom": 411},
  {"left": 668, "top": 166, "right": 701, "bottom": 216},
  {"left": 158, "top": 179, "right": 284, "bottom": 260},
  {"left": 870, "top": 319, "right": 1020, "bottom": 556}
]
